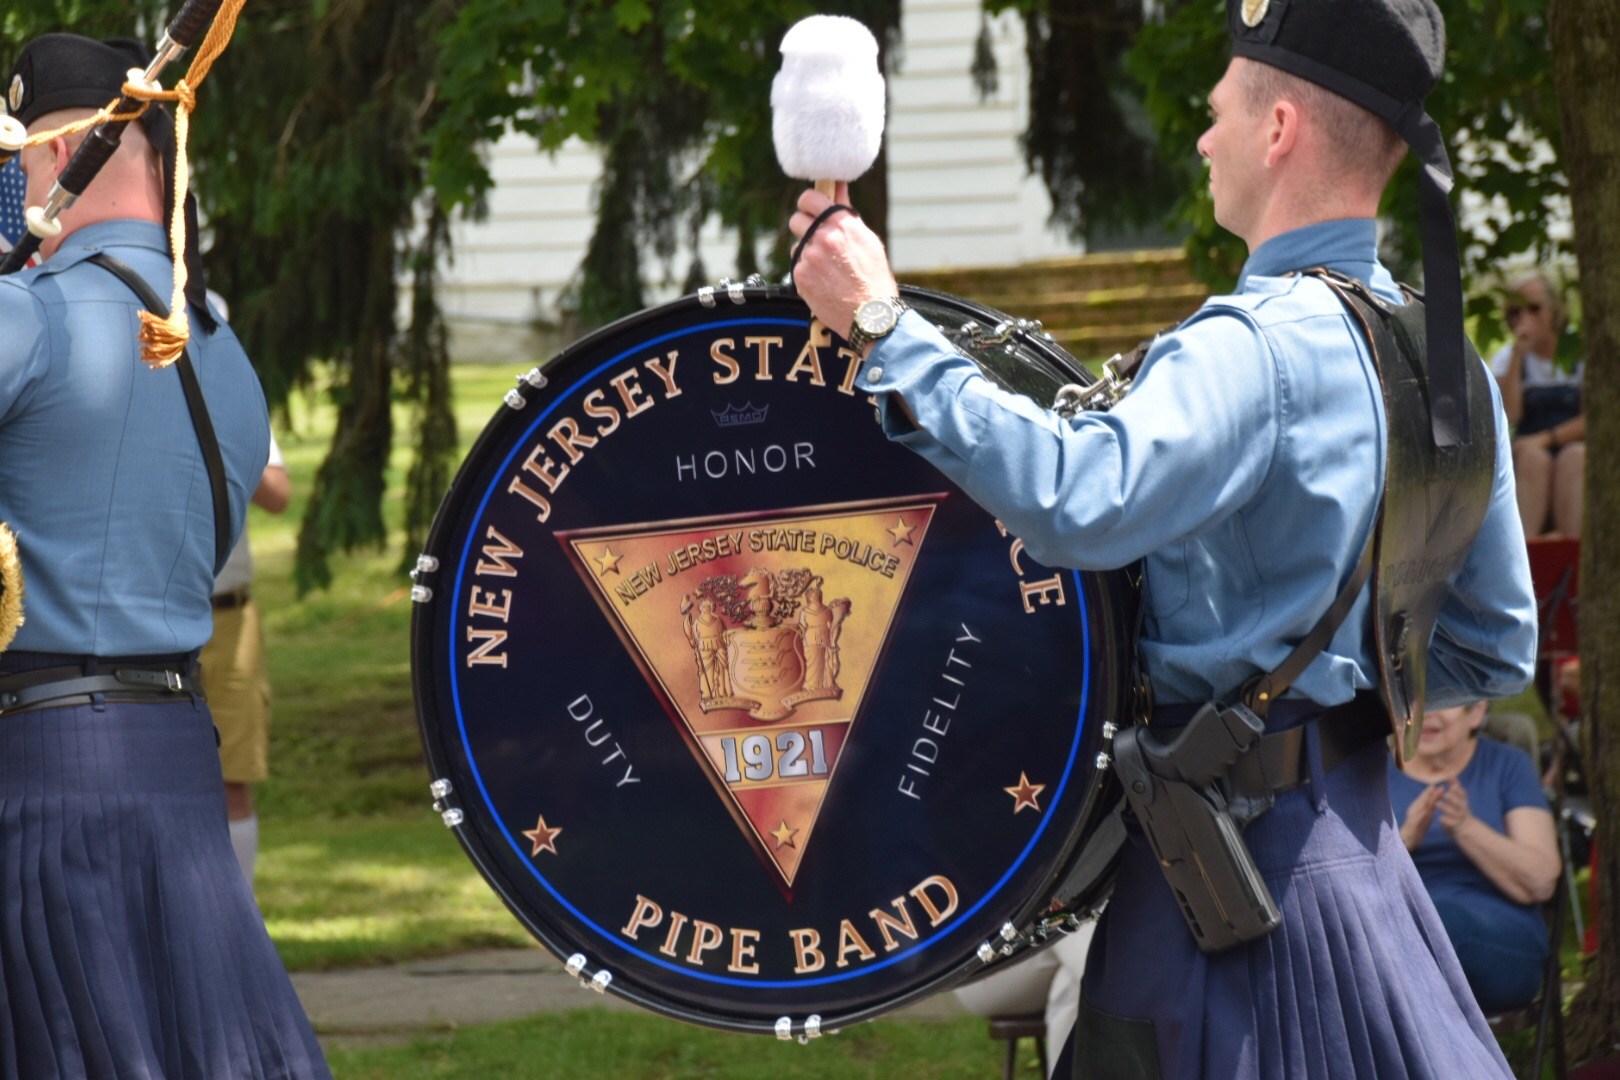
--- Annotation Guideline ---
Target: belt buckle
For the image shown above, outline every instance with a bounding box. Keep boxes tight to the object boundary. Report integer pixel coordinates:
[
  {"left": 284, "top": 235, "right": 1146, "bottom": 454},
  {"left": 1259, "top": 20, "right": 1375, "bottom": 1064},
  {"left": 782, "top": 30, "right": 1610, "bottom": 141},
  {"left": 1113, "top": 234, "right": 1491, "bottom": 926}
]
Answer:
[{"left": 166, "top": 670, "right": 183, "bottom": 692}]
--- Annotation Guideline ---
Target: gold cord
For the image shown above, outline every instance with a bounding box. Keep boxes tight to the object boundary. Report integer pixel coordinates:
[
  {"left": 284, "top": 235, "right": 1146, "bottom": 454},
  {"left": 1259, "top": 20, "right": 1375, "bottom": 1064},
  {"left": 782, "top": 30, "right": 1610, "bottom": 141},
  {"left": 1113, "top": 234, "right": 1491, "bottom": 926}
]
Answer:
[{"left": 22, "top": 0, "right": 249, "bottom": 367}]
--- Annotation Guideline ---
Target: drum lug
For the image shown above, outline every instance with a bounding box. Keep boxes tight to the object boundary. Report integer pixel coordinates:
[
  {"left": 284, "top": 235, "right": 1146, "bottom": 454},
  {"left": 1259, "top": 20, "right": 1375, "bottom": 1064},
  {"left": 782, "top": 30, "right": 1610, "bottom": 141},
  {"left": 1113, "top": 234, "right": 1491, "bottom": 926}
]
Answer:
[
  {"left": 744, "top": 273, "right": 766, "bottom": 288},
  {"left": 775, "top": 1016, "right": 793, "bottom": 1041},
  {"left": 519, "top": 367, "right": 548, "bottom": 390},
  {"left": 430, "top": 777, "right": 462, "bottom": 827},
  {"left": 697, "top": 285, "right": 717, "bottom": 308},
  {"left": 803, "top": 1014, "right": 822, "bottom": 1041},
  {"left": 1095, "top": 751, "right": 1112, "bottom": 770},
  {"left": 503, "top": 388, "right": 527, "bottom": 411},
  {"left": 1102, "top": 721, "right": 1118, "bottom": 742},
  {"left": 976, "top": 941, "right": 997, "bottom": 964},
  {"left": 564, "top": 953, "right": 614, "bottom": 994},
  {"left": 410, "top": 554, "right": 438, "bottom": 605},
  {"left": 718, "top": 278, "right": 747, "bottom": 305}
]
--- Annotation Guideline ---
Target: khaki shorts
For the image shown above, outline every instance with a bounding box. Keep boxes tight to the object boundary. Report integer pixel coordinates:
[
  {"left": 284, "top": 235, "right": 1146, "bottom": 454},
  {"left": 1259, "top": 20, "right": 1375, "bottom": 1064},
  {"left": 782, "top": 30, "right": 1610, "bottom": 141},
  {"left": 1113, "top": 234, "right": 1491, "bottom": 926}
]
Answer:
[{"left": 200, "top": 598, "right": 272, "bottom": 784}]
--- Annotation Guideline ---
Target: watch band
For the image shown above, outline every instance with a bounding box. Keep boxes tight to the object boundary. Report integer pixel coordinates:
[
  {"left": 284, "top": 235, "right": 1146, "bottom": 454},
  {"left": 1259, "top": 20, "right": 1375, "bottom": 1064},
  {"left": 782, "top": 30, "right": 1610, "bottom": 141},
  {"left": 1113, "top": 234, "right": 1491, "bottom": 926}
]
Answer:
[{"left": 847, "top": 298, "right": 908, "bottom": 352}]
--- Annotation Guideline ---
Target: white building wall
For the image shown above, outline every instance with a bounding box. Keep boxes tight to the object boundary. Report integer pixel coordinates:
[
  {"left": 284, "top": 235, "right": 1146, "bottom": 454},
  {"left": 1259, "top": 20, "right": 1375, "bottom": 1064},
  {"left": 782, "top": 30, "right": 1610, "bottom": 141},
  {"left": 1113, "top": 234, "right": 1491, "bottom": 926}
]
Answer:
[{"left": 439, "top": 1, "right": 1077, "bottom": 341}]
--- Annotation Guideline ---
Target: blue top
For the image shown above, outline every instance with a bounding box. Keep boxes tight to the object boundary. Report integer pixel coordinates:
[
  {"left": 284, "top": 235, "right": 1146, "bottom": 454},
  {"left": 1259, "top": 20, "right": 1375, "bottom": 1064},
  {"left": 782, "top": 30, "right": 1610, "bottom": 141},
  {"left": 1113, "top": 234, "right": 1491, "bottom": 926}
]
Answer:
[
  {"left": 0, "top": 220, "right": 269, "bottom": 655},
  {"left": 865, "top": 218, "right": 1536, "bottom": 706},
  {"left": 1388, "top": 738, "right": 1550, "bottom": 938}
]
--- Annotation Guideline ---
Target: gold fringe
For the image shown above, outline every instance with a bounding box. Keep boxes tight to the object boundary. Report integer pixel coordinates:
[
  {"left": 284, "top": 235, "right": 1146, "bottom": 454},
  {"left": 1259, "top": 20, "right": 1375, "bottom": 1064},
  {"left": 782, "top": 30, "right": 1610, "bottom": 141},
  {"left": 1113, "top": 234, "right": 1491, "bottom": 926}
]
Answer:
[{"left": 0, "top": 523, "right": 25, "bottom": 655}]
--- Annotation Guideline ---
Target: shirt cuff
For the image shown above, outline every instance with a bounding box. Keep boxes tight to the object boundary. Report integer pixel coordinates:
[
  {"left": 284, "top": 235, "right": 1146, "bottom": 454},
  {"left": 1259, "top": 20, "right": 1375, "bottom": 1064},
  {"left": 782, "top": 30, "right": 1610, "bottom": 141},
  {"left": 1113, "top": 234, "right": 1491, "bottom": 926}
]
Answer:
[{"left": 863, "top": 309, "right": 985, "bottom": 443}]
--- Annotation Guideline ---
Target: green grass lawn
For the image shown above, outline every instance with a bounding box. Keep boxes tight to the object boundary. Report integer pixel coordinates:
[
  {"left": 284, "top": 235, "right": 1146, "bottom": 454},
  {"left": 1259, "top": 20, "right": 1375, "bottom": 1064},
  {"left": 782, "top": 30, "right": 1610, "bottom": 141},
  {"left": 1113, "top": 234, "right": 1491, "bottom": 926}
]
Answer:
[
  {"left": 326, "top": 1012, "right": 1007, "bottom": 1080},
  {"left": 254, "top": 364, "right": 528, "bottom": 970}
]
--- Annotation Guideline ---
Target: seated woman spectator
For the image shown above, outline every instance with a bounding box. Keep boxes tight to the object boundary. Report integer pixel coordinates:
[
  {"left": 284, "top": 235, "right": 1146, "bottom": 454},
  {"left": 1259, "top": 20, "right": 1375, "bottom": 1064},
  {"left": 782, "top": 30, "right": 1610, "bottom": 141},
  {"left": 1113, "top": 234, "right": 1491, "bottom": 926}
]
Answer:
[
  {"left": 1389, "top": 701, "right": 1562, "bottom": 1011},
  {"left": 1492, "top": 272, "right": 1585, "bottom": 538}
]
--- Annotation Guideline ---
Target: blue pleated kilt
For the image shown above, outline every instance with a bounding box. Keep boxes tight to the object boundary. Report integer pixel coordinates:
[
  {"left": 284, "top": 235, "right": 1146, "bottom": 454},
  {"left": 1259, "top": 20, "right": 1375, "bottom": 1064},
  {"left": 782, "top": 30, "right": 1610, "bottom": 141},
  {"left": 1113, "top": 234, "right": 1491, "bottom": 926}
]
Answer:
[
  {"left": 1079, "top": 702, "right": 1513, "bottom": 1079},
  {"left": 0, "top": 691, "right": 330, "bottom": 1079}
]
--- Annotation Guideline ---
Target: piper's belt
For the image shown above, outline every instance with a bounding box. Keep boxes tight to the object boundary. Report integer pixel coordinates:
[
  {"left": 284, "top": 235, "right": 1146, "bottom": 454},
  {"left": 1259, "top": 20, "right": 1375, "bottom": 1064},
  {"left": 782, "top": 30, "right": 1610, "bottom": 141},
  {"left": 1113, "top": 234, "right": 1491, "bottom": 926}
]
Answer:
[
  {"left": 0, "top": 665, "right": 202, "bottom": 715},
  {"left": 1153, "top": 692, "right": 1390, "bottom": 801}
]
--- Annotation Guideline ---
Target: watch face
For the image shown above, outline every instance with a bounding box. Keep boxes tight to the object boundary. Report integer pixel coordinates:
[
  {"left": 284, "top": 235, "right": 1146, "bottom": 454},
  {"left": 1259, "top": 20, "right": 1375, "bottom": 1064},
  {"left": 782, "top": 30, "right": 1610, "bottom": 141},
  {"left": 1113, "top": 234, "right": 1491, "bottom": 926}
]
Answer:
[{"left": 856, "top": 299, "right": 899, "bottom": 337}]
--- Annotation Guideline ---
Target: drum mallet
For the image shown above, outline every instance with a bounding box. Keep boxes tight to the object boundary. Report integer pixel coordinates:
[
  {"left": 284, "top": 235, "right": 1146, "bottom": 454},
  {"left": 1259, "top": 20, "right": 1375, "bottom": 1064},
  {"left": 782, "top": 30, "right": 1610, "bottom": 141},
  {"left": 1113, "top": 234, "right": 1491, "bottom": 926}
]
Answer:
[{"left": 772, "top": 15, "right": 886, "bottom": 202}]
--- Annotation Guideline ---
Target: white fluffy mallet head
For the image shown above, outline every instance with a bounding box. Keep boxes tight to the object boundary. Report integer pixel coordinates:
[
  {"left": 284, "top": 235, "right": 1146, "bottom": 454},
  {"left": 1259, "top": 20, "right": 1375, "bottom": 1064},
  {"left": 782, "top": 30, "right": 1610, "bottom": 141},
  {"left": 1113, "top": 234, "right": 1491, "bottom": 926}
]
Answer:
[{"left": 771, "top": 15, "right": 886, "bottom": 196}]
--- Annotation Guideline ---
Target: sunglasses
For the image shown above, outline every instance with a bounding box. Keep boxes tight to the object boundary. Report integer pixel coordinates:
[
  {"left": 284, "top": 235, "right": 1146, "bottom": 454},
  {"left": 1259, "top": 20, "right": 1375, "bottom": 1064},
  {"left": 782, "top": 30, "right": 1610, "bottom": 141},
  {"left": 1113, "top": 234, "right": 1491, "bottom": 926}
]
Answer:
[{"left": 1504, "top": 301, "right": 1543, "bottom": 321}]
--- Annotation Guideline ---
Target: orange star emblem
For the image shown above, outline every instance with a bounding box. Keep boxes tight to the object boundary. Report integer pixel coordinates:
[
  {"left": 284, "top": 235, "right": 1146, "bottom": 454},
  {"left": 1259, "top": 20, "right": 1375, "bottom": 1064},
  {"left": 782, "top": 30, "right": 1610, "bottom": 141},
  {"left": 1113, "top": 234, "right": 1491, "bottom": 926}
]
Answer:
[
  {"left": 593, "top": 545, "right": 623, "bottom": 576},
  {"left": 1004, "top": 772, "right": 1045, "bottom": 814},
  {"left": 770, "top": 820, "right": 799, "bottom": 849},
  {"left": 886, "top": 516, "right": 916, "bottom": 547},
  {"left": 522, "top": 815, "right": 563, "bottom": 857}
]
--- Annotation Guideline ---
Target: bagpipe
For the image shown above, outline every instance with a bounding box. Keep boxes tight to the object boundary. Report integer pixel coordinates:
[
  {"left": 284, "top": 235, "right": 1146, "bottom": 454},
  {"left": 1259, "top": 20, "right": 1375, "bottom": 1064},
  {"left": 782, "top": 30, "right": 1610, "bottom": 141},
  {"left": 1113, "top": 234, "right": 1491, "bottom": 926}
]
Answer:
[
  {"left": 408, "top": 16, "right": 1154, "bottom": 1038},
  {"left": 0, "top": 0, "right": 247, "bottom": 653}
]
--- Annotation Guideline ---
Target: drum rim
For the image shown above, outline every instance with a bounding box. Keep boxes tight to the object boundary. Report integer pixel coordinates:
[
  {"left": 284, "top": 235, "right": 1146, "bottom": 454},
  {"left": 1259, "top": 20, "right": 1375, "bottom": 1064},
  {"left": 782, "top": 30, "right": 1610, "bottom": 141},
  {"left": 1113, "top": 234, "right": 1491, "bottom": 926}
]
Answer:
[{"left": 410, "top": 284, "right": 1124, "bottom": 1033}]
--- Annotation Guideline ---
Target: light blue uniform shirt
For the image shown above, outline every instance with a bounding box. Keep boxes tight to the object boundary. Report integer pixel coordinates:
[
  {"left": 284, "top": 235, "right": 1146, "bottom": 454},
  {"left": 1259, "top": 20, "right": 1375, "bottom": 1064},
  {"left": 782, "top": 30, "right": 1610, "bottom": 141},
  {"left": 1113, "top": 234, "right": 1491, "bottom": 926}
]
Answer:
[
  {"left": 866, "top": 218, "right": 1536, "bottom": 707},
  {"left": 0, "top": 220, "right": 269, "bottom": 655}
]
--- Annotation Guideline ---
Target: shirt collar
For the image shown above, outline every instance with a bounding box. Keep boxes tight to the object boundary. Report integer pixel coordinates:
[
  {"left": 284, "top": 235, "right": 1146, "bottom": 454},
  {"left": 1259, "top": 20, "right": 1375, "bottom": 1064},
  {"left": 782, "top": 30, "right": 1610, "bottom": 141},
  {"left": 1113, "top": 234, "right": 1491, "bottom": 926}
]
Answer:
[
  {"left": 1238, "top": 218, "right": 1380, "bottom": 290},
  {"left": 47, "top": 219, "right": 169, "bottom": 267}
]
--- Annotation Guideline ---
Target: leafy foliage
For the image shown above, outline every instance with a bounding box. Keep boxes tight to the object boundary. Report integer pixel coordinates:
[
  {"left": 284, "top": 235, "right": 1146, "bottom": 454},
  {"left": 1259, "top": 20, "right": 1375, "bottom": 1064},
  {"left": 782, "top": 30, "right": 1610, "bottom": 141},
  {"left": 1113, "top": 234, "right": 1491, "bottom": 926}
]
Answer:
[
  {"left": 993, "top": 0, "right": 1565, "bottom": 336},
  {"left": 427, "top": 0, "right": 902, "bottom": 328},
  {"left": 981, "top": 0, "right": 1182, "bottom": 248}
]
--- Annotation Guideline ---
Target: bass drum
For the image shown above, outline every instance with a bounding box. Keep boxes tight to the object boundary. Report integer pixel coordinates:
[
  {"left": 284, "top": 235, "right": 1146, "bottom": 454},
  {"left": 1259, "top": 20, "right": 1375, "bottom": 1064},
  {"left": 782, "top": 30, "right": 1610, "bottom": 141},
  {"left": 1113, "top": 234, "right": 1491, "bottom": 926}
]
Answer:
[{"left": 410, "top": 283, "right": 1138, "bottom": 1037}]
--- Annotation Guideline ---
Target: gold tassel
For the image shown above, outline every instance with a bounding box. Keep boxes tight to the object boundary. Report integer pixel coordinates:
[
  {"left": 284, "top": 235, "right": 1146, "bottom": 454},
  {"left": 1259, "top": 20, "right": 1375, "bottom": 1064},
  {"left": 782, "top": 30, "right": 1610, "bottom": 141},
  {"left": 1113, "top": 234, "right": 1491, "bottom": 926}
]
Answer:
[{"left": 0, "top": 523, "right": 26, "bottom": 655}]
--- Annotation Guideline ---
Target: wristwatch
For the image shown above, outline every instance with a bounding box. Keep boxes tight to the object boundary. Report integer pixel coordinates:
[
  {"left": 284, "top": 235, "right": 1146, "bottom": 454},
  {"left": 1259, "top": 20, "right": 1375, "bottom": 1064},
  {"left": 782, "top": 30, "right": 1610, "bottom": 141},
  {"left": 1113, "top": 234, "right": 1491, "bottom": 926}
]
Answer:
[{"left": 846, "top": 297, "right": 909, "bottom": 352}]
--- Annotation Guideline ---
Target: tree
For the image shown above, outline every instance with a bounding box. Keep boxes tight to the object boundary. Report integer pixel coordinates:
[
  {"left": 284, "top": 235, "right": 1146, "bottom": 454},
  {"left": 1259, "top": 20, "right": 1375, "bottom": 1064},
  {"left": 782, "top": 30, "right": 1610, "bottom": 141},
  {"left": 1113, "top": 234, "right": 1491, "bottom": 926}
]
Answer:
[
  {"left": 994, "top": 0, "right": 1566, "bottom": 323},
  {"left": 427, "top": 0, "right": 902, "bottom": 328},
  {"left": 1551, "top": 0, "right": 1620, "bottom": 1062}
]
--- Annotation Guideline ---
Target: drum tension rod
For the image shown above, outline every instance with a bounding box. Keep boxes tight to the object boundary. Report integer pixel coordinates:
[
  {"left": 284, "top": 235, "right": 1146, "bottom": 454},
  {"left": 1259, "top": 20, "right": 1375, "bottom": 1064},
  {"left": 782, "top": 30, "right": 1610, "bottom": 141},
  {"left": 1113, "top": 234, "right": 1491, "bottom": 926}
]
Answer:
[
  {"left": 410, "top": 554, "right": 437, "bottom": 605},
  {"left": 428, "top": 778, "right": 462, "bottom": 828},
  {"left": 775, "top": 1014, "right": 825, "bottom": 1042},
  {"left": 565, "top": 954, "right": 613, "bottom": 994}
]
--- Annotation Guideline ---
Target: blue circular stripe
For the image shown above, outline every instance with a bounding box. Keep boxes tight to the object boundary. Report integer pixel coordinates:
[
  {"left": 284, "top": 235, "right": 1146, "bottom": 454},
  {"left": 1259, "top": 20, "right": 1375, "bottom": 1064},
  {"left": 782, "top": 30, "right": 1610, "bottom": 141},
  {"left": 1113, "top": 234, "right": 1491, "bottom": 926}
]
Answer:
[{"left": 447, "top": 317, "right": 1093, "bottom": 988}]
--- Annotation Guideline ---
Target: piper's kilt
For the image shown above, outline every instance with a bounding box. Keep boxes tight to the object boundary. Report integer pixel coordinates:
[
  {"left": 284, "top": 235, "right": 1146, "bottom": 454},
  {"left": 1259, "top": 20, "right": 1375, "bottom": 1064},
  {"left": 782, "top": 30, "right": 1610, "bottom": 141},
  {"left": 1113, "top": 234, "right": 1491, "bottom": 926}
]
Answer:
[{"left": 0, "top": 684, "right": 329, "bottom": 1079}]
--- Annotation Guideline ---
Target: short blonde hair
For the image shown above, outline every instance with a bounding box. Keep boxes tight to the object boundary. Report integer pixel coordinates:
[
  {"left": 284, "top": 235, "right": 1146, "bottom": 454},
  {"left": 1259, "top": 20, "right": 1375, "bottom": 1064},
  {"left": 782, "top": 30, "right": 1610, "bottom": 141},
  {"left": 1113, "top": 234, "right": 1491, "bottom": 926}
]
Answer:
[{"left": 1239, "top": 62, "right": 1407, "bottom": 191}]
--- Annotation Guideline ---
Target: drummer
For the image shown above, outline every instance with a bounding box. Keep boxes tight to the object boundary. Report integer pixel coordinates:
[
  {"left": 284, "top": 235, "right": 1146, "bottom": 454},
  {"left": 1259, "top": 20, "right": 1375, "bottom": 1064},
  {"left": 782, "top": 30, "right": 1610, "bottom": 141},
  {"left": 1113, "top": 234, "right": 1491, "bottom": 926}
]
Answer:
[
  {"left": 789, "top": 0, "right": 1535, "bottom": 1076},
  {"left": 0, "top": 34, "right": 328, "bottom": 1077}
]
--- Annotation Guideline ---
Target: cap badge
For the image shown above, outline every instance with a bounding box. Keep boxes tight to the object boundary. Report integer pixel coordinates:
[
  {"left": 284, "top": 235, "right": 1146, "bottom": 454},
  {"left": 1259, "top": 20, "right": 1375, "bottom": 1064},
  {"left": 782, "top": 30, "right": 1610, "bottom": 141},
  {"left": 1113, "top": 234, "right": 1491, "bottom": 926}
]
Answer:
[
  {"left": 7, "top": 75, "right": 22, "bottom": 114},
  {"left": 1242, "top": 0, "right": 1271, "bottom": 27}
]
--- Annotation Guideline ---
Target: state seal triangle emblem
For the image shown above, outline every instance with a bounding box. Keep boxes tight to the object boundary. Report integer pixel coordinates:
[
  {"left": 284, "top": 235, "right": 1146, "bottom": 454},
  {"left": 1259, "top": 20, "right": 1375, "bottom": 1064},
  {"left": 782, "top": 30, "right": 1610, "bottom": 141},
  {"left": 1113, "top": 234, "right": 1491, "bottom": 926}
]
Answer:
[{"left": 561, "top": 498, "right": 942, "bottom": 888}]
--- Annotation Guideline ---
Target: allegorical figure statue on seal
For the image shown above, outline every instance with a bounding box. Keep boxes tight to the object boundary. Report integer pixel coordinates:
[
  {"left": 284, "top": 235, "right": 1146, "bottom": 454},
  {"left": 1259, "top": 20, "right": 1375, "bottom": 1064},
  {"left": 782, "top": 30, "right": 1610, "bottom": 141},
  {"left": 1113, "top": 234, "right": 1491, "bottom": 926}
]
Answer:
[
  {"left": 797, "top": 581, "right": 851, "bottom": 693},
  {"left": 681, "top": 593, "right": 732, "bottom": 700}
]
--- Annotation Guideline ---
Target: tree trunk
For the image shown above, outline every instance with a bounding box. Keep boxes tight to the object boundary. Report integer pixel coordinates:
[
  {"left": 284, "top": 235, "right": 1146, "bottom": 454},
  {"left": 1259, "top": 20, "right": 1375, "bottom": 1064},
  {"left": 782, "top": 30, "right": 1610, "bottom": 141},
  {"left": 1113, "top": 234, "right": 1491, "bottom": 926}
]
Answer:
[{"left": 1552, "top": 0, "right": 1620, "bottom": 1062}]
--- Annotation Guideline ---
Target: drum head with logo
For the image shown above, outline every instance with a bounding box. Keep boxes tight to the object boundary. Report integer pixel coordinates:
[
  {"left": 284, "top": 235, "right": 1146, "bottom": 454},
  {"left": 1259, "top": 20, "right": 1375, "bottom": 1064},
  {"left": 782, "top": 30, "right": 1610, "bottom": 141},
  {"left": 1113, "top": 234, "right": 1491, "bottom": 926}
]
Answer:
[{"left": 411, "top": 285, "right": 1135, "bottom": 1035}]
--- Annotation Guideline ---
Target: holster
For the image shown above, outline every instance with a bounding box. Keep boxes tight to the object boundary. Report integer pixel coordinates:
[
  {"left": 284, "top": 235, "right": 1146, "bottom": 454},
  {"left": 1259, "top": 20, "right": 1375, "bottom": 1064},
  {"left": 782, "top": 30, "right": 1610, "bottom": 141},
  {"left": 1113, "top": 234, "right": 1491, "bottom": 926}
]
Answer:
[{"left": 1111, "top": 701, "right": 1282, "bottom": 953}]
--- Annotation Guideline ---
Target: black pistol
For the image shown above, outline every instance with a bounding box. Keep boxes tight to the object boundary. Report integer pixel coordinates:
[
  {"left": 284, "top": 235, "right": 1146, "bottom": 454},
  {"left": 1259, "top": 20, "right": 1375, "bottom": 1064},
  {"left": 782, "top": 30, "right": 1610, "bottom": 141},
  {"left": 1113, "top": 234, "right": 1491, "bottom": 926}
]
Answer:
[{"left": 1111, "top": 702, "right": 1282, "bottom": 953}]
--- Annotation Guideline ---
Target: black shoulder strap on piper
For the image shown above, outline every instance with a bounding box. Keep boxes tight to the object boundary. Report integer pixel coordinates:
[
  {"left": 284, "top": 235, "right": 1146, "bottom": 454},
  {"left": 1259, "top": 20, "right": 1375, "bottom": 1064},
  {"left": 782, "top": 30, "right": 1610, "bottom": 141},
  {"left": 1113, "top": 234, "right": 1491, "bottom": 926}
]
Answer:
[
  {"left": 87, "top": 252, "right": 232, "bottom": 573},
  {"left": 1295, "top": 266, "right": 1496, "bottom": 760},
  {"left": 1242, "top": 536, "right": 1374, "bottom": 719}
]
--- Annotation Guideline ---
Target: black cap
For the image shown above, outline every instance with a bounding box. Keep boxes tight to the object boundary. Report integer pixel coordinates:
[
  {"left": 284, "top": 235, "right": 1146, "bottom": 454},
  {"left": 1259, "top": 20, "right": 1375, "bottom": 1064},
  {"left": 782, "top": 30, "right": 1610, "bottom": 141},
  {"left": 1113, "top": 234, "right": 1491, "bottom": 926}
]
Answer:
[
  {"left": 7, "top": 35, "right": 153, "bottom": 127},
  {"left": 4, "top": 33, "right": 214, "bottom": 334},
  {"left": 1227, "top": 0, "right": 1467, "bottom": 448}
]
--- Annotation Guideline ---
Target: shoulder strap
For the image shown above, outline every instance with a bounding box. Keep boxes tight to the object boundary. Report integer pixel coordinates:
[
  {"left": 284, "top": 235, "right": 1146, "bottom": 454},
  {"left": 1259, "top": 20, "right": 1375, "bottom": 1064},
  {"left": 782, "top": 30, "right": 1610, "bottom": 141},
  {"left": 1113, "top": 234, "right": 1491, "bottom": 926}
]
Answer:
[
  {"left": 86, "top": 252, "right": 231, "bottom": 573},
  {"left": 1242, "top": 538, "right": 1374, "bottom": 718}
]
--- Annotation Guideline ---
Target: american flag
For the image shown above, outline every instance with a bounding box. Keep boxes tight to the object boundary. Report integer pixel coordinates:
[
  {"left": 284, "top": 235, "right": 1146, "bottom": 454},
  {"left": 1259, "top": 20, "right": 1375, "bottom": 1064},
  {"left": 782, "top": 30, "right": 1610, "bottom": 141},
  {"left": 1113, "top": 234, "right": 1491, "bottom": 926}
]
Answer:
[{"left": 0, "top": 157, "right": 39, "bottom": 268}]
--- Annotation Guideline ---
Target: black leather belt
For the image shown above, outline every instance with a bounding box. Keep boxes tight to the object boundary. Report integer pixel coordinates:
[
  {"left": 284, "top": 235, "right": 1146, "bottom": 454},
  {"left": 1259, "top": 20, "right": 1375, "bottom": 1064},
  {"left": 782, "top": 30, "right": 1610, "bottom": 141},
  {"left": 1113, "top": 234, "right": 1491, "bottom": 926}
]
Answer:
[
  {"left": 212, "top": 586, "right": 251, "bottom": 610},
  {"left": 0, "top": 666, "right": 203, "bottom": 715},
  {"left": 1225, "top": 693, "right": 1390, "bottom": 799},
  {"left": 1153, "top": 692, "right": 1390, "bottom": 801}
]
